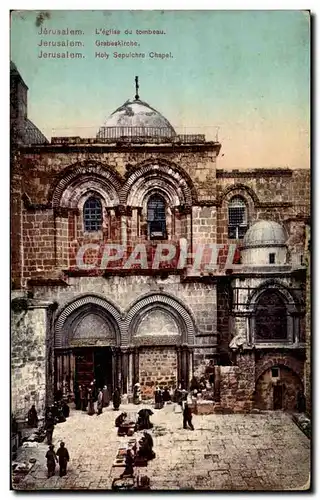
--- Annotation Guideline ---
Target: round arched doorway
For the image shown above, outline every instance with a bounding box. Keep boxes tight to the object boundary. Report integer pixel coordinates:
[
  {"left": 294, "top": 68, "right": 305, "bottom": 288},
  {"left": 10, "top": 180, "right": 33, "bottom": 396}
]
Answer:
[
  {"left": 254, "top": 365, "right": 303, "bottom": 411},
  {"left": 54, "top": 296, "right": 121, "bottom": 401}
]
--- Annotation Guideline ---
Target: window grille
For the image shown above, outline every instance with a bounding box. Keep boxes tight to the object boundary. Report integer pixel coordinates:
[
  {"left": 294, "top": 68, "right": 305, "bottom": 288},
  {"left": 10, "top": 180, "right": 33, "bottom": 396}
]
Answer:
[
  {"left": 228, "top": 196, "right": 247, "bottom": 239},
  {"left": 147, "top": 195, "right": 167, "bottom": 239},
  {"left": 83, "top": 197, "right": 102, "bottom": 232},
  {"left": 255, "top": 290, "right": 287, "bottom": 342}
]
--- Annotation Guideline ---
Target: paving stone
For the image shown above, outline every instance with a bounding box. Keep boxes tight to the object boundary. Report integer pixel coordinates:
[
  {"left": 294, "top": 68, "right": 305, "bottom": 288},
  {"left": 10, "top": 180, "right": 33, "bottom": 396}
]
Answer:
[{"left": 12, "top": 404, "right": 310, "bottom": 491}]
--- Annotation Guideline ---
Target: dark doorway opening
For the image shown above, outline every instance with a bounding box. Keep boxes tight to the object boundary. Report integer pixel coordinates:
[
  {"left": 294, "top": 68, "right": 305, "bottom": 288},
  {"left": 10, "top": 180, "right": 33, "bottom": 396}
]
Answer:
[
  {"left": 75, "top": 347, "right": 113, "bottom": 392},
  {"left": 273, "top": 385, "right": 283, "bottom": 410}
]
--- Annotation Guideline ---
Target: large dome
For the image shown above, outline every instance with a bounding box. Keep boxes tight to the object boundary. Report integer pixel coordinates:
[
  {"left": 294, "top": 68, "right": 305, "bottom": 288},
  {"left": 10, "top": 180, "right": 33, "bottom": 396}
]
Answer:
[
  {"left": 243, "top": 220, "right": 287, "bottom": 248},
  {"left": 99, "top": 98, "right": 176, "bottom": 138}
]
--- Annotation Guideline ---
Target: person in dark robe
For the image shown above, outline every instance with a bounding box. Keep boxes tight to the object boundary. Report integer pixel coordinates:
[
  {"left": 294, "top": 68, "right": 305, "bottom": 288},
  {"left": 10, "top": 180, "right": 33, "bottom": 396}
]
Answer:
[
  {"left": 87, "top": 389, "right": 95, "bottom": 416},
  {"left": 113, "top": 388, "right": 121, "bottom": 410},
  {"left": 297, "top": 390, "right": 306, "bottom": 412},
  {"left": 80, "top": 385, "right": 87, "bottom": 412},
  {"left": 90, "top": 379, "right": 97, "bottom": 401},
  {"left": 183, "top": 403, "right": 194, "bottom": 430},
  {"left": 27, "top": 405, "right": 38, "bottom": 428},
  {"left": 120, "top": 448, "right": 134, "bottom": 478},
  {"left": 136, "top": 475, "right": 151, "bottom": 490},
  {"left": 190, "top": 376, "right": 199, "bottom": 392},
  {"left": 154, "top": 387, "right": 163, "bottom": 409},
  {"left": 56, "top": 402, "right": 66, "bottom": 423},
  {"left": 199, "top": 377, "right": 206, "bottom": 391},
  {"left": 205, "top": 359, "right": 215, "bottom": 385},
  {"left": 136, "top": 409, "right": 153, "bottom": 430},
  {"left": 137, "top": 431, "right": 155, "bottom": 461},
  {"left": 11, "top": 414, "right": 18, "bottom": 436},
  {"left": 45, "top": 412, "right": 55, "bottom": 445},
  {"left": 45, "top": 444, "right": 58, "bottom": 478},
  {"left": 102, "top": 385, "right": 110, "bottom": 407},
  {"left": 115, "top": 412, "right": 127, "bottom": 428},
  {"left": 162, "top": 387, "right": 171, "bottom": 403},
  {"left": 56, "top": 441, "right": 70, "bottom": 477},
  {"left": 61, "top": 400, "right": 70, "bottom": 419},
  {"left": 97, "top": 388, "right": 103, "bottom": 415},
  {"left": 55, "top": 389, "right": 63, "bottom": 402},
  {"left": 74, "top": 385, "right": 80, "bottom": 410}
]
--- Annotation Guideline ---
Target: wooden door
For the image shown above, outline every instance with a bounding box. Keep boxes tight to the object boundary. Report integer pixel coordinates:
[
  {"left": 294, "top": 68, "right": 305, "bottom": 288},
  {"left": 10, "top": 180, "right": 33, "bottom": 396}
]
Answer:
[
  {"left": 273, "top": 385, "right": 283, "bottom": 410},
  {"left": 75, "top": 349, "right": 94, "bottom": 387}
]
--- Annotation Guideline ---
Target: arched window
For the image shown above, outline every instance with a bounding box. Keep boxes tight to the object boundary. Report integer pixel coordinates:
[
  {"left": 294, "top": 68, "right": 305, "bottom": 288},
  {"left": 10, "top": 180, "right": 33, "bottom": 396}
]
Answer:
[
  {"left": 255, "top": 290, "right": 287, "bottom": 342},
  {"left": 228, "top": 196, "right": 247, "bottom": 239},
  {"left": 83, "top": 197, "right": 102, "bottom": 232},
  {"left": 147, "top": 194, "right": 167, "bottom": 239}
]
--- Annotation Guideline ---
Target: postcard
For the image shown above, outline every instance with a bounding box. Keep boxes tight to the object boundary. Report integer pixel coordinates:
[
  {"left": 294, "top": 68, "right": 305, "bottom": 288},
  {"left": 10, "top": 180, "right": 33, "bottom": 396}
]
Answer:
[{"left": 10, "top": 9, "right": 310, "bottom": 491}]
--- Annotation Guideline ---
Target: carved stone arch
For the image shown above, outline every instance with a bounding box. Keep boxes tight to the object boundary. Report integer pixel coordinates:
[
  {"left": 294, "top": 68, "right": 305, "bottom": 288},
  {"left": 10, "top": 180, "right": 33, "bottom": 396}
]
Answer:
[
  {"left": 49, "top": 161, "right": 123, "bottom": 208},
  {"left": 141, "top": 187, "right": 176, "bottom": 212},
  {"left": 129, "top": 175, "right": 182, "bottom": 208},
  {"left": 54, "top": 294, "right": 123, "bottom": 348},
  {"left": 123, "top": 292, "right": 196, "bottom": 346},
  {"left": 217, "top": 183, "right": 260, "bottom": 207},
  {"left": 247, "top": 280, "right": 298, "bottom": 312},
  {"left": 120, "top": 159, "right": 197, "bottom": 207},
  {"left": 255, "top": 356, "right": 304, "bottom": 382}
]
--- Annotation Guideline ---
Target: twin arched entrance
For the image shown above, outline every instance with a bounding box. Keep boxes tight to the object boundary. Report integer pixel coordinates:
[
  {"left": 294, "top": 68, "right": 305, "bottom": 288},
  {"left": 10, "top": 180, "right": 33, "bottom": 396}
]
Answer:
[{"left": 53, "top": 294, "right": 195, "bottom": 400}]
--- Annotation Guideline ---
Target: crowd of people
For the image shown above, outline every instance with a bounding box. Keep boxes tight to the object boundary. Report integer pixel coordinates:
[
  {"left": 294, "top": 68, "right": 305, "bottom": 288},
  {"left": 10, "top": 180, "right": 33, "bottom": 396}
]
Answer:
[{"left": 21, "top": 373, "right": 212, "bottom": 483}]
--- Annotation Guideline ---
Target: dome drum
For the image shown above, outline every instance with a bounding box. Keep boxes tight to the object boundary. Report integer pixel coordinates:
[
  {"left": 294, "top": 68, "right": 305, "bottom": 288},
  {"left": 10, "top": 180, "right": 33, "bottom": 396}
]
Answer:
[{"left": 241, "top": 220, "right": 288, "bottom": 266}]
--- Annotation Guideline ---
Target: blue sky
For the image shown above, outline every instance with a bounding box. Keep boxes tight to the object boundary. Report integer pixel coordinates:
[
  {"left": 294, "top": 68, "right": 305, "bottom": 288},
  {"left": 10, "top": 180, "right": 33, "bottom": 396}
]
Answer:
[{"left": 10, "top": 10, "right": 310, "bottom": 169}]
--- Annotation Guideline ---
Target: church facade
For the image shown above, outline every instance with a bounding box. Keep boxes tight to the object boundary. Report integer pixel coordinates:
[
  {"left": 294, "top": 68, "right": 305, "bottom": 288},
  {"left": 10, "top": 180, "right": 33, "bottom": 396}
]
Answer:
[{"left": 11, "top": 66, "right": 310, "bottom": 419}]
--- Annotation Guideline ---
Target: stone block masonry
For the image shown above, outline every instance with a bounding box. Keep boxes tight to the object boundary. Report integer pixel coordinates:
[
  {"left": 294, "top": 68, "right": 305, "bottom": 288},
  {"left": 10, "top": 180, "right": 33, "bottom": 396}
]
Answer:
[
  {"left": 11, "top": 301, "right": 48, "bottom": 420},
  {"left": 139, "top": 347, "right": 177, "bottom": 397}
]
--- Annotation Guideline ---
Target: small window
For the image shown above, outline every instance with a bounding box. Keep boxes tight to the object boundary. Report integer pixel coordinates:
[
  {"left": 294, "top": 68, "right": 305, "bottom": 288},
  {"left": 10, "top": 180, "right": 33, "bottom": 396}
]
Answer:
[
  {"left": 83, "top": 197, "right": 102, "bottom": 232},
  {"left": 271, "top": 367, "right": 279, "bottom": 378},
  {"left": 228, "top": 197, "right": 248, "bottom": 239},
  {"left": 147, "top": 194, "right": 167, "bottom": 239},
  {"left": 269, "top": 253, "right": 275, "bottom": 264}
]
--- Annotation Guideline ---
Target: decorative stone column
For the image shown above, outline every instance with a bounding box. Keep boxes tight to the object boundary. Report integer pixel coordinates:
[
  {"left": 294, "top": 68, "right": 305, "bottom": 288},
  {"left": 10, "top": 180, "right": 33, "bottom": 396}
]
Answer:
[
  {"left": 133, "top": 347, "right": 139, "bottom": 386},
  {"left": 128, "top": 348, "right": 133, "bottom": 394},
  {"left": 121, "top": 348, "right": 129, "bottom": 394}
]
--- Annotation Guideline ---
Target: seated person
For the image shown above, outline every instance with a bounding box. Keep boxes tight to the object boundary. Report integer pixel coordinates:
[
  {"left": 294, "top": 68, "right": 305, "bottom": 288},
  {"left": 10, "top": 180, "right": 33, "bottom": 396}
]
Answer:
[
  {"left": 137, "top": 431, "right": 156, "bottom": 461},
  {"left": 136, "top": 476, "right": 151, "bottom": 490},
  {"left": 136, "top": 409, "right": 153, "bottom": 431},
  {"left": 115, "top": 412, "right": 127, "bottom": 428}
]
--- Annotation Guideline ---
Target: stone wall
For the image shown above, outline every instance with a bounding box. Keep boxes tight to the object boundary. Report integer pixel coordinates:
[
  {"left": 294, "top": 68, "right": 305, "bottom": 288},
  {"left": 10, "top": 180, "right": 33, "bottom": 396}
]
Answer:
[
  {"left": 11, "top": 300, "right": 48, "bottom": 420},
  {"left": 218, "top": 352, "right": 255, "bottom": 413},
  {"left": 255, "top": 366, "right": 303, "bottom": 411},
  {"left": 139, "top": 347, "right": 177, "bottom": 397}
]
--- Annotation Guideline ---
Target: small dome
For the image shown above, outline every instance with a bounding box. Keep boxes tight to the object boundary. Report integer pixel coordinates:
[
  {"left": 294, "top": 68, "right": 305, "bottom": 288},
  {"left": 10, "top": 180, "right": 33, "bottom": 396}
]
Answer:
[
  {"left": 243, "top": 220, "right": 287, "bottom": 248},
  {"left": 99, "top": 98, "right": 176, "bottom": 138}
]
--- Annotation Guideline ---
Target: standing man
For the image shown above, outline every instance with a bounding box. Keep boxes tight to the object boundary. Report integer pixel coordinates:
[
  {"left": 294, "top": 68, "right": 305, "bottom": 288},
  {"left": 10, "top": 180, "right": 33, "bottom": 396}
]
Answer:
[
  {"left": 45, "top": 444, "right": 58, "bottom": 478},
  {"left": 102, "top": 385, "right": 110, "bottom": 407},
  {"left": 87, "top": 388, "right": 95, "bottom": 416},
  {"left": 56, "top": 441, "right": 70, "bottom": 477},
  {"left": 97, "top": 388, "right": 103, "bottom": 415},
  {"left": 27, "top": 405, "right": 38, "bottom": 428},
  {"left": 45, "top": 412, "right": 55, "bottom": 445},
  {"left": 112, "top": 388, "right": 121, "bottom": 411},
  {"left": 183, "top": 403, "right": 194, "bottom": 430}
]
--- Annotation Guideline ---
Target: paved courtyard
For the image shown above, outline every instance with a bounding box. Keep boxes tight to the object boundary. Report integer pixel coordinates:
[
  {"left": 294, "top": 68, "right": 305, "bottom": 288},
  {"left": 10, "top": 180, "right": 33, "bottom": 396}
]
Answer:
[{"left": 13, "top": 403, "right": 310, "bottom": 491}]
